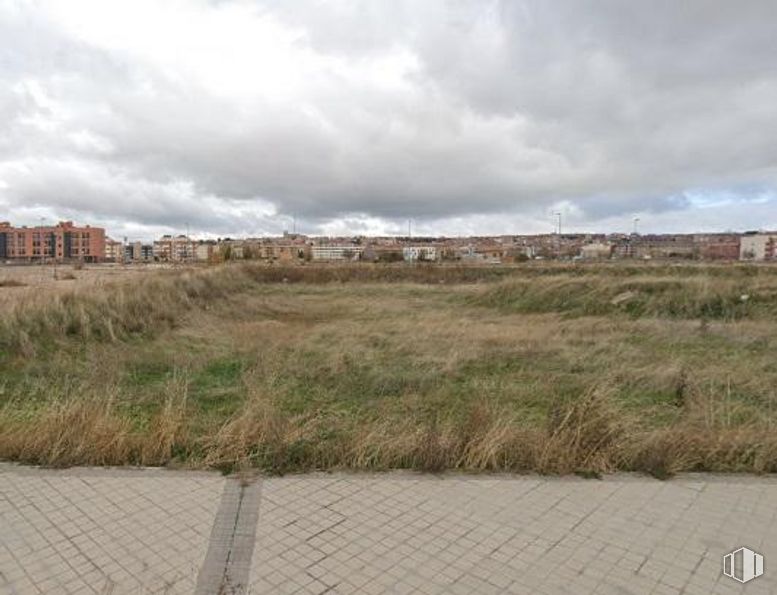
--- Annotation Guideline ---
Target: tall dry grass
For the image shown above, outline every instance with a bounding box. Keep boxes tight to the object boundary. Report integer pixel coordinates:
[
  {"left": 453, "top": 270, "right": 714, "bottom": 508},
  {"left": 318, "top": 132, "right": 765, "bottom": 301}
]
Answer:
[
  {"left": 474, "top": 274, "right": 777, "bottom": 320},
  {"left": 2, "top": 372, "right": 776, "bottom": 476},
  {"left": 196, "top": 374, "right": 777, "bottom": 477},
  {"left": 4, "top": 262, "right": 775, "bottom": 359},
  {"left": 0, "top": 266, "right": 257, "bottom": 357},
  {"left": 3, "top": 261, "right": 777, "bottom": 476},
  {"left": 0, "top": 376, "right": 190, "bottom": 467}
]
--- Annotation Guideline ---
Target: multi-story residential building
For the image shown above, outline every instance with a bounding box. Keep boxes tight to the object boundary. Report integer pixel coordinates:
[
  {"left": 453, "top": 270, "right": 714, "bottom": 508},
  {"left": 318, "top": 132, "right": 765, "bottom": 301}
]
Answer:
[
  {"left": 580, "top": 243, "right": 613, "bottom": 259},
  {"left": 695, "top": 234, "right": 740, "bottom": 260},
  {"left": 632, "top": 235, "right": 696, "bottom": 259},
  {"left": 311, "top": 245, "right": 363, "bottom": 261},
  {"left": 739, "top": 232, "right": 777, "bottom": 261},
  {"left": 210, "top": 238, "right": 311, "bottom": 262},
  {"left": 124, "top": 241, "right": 153, "bottom": 262},
  {"left": 0, "top": 221, "right": 105, "bottom": 262},
  {"left": 104, "top": 237, "right": 124, "bottom": 262},
  {"left": 153, "top": 235, "right": 195, "bottom": 262},
  {"left": 702, "top": 242, "right": 740, "bottom": 260},
  {"left": 216, "top": 239, "right": 244, "bottom": 260},
  {"left": 195, "top": 241, "right": 217, "bottom": 262},
  {"left": 255, "top": 243, "right": 309, "bottom": 262},
  {"left": 402, "top": 246, "right": 439, "bottom": 262}
]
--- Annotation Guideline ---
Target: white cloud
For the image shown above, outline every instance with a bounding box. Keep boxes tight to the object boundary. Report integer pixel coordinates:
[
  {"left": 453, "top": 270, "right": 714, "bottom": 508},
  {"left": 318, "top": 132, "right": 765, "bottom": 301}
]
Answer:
[{"left": 1, "top": 0, "right": 777, "bottom": 239}]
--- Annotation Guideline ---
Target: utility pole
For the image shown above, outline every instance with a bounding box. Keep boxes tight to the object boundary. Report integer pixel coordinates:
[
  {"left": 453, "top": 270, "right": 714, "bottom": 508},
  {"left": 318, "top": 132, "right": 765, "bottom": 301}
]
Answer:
[{"left": 408, "top": 219, "right": 412, "bottom": 239}]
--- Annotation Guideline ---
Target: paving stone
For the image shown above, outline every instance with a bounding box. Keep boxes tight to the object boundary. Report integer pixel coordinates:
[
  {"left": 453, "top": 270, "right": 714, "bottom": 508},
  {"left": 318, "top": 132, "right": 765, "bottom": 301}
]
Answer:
[
  {"left": 247, "top": 474, "right": 777, "bottom": 594},
  {"left": 4, "top": 466, "right": 777, "bottom": 594},
  {"left": 0, "top": 465, "right": 224, "bottom": 594}
]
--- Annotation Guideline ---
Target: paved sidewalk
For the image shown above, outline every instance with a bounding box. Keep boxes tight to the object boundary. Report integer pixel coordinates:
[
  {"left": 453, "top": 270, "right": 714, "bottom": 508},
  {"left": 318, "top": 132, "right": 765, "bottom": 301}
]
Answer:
[
  {"left": 1, "top": 465, "right": 776, "bottom": 594},
  {"left": 0, "top": 466, "right": 224, "bottom": 594}
]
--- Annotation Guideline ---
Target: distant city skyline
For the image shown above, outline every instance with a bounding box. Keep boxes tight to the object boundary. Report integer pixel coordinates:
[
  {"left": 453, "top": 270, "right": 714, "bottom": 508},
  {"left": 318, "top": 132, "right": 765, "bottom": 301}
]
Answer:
[
  {"left": 0, "top": 218, "right": 758, "bottom": 264},
  {"left": 2, "top": 1, "right": 777, "bottom": 240},
  {"left": 0, "top": 215, "right": 755, "bottom": 244}
]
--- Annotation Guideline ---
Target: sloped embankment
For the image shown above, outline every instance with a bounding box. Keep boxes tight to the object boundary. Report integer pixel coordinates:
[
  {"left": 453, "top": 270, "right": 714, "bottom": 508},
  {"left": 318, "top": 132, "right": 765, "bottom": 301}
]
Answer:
[{"left": 472, "top": 275, "right": 777, "bottom": 320}]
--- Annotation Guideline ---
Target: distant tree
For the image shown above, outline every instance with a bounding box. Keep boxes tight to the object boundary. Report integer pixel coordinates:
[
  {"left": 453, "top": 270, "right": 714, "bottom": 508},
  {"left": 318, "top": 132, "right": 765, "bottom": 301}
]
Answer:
[{"left": 379, "top": 251, "right": 403, "bottom": 263}]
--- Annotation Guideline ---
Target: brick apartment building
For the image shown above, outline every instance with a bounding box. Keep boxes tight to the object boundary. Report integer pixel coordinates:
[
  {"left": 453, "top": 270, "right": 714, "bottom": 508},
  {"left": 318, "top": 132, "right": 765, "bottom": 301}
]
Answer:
[{"left": 0, "top": 221, "right": 105, "bottom": 262}]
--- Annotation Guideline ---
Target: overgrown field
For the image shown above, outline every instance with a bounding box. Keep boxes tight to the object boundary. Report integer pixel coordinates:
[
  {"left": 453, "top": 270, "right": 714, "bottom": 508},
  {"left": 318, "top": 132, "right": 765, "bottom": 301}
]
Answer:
[{"left": 3, "top": 262, "right": 777, "bottom": 477}]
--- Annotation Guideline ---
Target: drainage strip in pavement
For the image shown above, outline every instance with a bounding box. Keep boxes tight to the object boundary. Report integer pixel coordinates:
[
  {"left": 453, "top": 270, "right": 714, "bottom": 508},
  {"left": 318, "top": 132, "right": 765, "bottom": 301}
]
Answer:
[{"left": 195, "top": 479, "right": 263, "bottom": 595}]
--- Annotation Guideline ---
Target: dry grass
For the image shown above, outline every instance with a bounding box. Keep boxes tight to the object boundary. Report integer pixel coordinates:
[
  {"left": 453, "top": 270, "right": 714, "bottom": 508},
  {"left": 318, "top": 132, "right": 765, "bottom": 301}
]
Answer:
[
  {"left": 0, "top": 263, "right": 184, "bottom": 308},
  {"left": 2, "top": 261, "right": 777, "bottom": 476},
  {"left": 473, "top": 274, "right": 777, "bottom": 320}
]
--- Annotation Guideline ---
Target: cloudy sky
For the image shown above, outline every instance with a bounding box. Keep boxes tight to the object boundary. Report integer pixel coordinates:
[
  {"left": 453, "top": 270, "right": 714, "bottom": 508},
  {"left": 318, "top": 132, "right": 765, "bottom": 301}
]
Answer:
[{"left": 2, "top": 0, "right": 777, "bottom": 240}]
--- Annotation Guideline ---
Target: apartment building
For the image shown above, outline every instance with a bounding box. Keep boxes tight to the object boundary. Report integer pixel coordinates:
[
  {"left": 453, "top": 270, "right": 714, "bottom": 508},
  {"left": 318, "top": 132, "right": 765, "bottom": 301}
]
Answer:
[
  {"left": 195, "top": 241, "right": 217, "bottom": 262},
  {"left": 311, "top": 245, "right": 363, "bottom": 261},
  {"left": 630, "top": 235, "right": 695, "bottom": 259},
  {"left": 402, "top": 246, "right": 439, "bottom": 262},
  {"left": 0, "top": 221, "right": 105, "bottom": 262},
  {"left": 262, "top": 244, "right": 309, "bottom": 262},
  {"left": 740, "top": 233, "right": 777, "bottom": 261},
  {"left": 697, "top": 236, "right": 740, "bottom": 260},
  {"left": 580, "top": 242, "right": 613, "bottom": 259},
  {"left": 104, "top": 237, "right": 124, "bottom": 262},
  {"left": 125, "top": 241, "right": 153, "bottom": 262},
  {"left": 153, "top": 235, "right": 195, "bottom": 261}
]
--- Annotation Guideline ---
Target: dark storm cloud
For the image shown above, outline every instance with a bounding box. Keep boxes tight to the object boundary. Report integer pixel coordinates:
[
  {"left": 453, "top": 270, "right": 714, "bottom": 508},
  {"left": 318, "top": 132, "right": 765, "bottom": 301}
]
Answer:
[{"left": 1, "top": 0, "right": 777, "bottom": 238}]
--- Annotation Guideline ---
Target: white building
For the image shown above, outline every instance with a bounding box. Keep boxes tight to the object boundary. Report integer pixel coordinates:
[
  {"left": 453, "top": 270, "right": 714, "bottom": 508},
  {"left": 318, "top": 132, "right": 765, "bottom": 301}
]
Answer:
[
  {"left": 740, "top": 233, "right": 777, "bottom": 261},
  {"left": 311, "top": 246, "right": 363, "bottom": 261},
  {"left": 195, "top": 242, "right": 216, "bottom": 261},
  {"left": 580, "top": 243, "right": 612, "bottom": 259},
  {"left": 402, "top": 246, "right": 439, "bottom": 262}
]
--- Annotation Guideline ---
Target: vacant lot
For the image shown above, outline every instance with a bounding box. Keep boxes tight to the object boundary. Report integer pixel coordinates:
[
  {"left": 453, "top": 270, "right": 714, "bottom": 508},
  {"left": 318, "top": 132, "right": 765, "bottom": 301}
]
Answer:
[
  {"left": 2, "top": 262, "right": 777, "bottom": 477},
  {"left": 0, "top": 263, "right": 181, "bottom": 307}
]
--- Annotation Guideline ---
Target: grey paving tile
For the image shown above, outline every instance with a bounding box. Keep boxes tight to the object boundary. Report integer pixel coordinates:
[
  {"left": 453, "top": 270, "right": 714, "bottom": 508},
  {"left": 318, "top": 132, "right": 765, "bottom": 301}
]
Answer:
[
  {"left": 247, "top": 474, "right": 777, "bottom": 594},
  {"left": 0, "top": 465, "right": 224, "bottom": 594}
]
